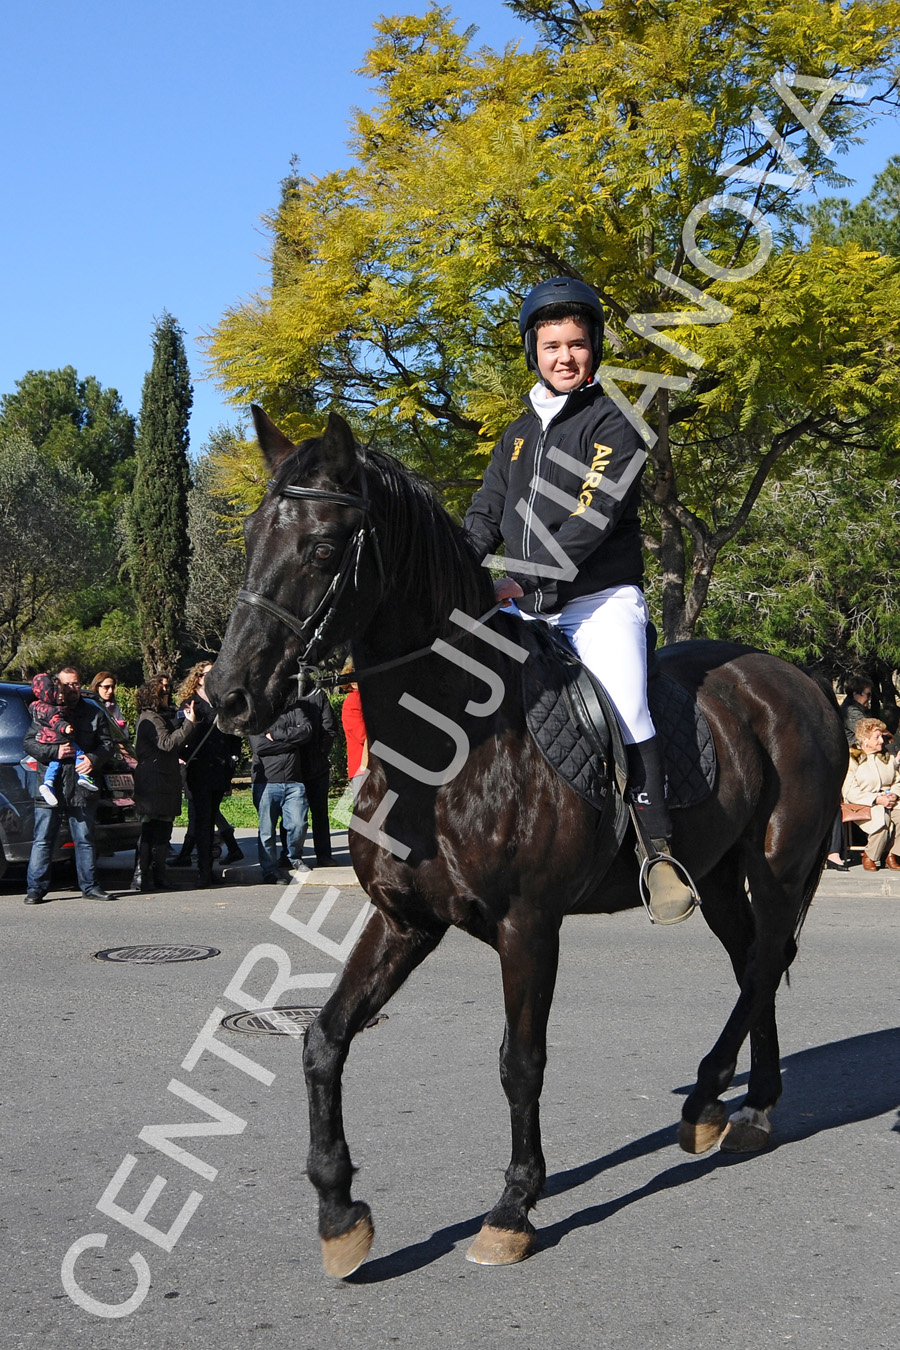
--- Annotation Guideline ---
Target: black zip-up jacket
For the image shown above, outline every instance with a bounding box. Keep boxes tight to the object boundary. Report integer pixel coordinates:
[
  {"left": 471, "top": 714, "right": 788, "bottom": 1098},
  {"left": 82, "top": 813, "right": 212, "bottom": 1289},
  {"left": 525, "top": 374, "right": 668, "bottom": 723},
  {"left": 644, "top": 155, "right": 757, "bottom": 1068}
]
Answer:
[
  {"left": 298, "top": 689, "right": 336, "bottom": 782},
  {"left": 249, "top": 705, "right": 313, "bottom": 786},
  {"left": 463, "top": 383, "right": 646, "bottom": 614}
]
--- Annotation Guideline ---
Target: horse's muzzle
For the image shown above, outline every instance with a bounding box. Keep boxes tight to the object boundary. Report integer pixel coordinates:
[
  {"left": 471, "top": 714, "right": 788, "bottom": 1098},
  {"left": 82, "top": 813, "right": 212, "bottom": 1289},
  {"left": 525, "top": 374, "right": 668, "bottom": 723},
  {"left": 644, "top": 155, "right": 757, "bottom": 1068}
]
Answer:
[{"left": 210, "top": 683, "right": 257, "bottom": 734}]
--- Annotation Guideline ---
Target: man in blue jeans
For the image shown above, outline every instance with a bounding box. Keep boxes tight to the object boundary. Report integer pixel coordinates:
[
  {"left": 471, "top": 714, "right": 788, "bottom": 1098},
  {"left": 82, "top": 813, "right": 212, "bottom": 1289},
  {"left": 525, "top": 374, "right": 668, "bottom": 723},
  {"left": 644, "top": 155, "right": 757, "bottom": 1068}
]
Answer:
[
  {"left": 249, "top": 701, "right": 313, "bottom": 883},
  {"left": 23, "top": 666, "right": 118, "bottom": 903}
]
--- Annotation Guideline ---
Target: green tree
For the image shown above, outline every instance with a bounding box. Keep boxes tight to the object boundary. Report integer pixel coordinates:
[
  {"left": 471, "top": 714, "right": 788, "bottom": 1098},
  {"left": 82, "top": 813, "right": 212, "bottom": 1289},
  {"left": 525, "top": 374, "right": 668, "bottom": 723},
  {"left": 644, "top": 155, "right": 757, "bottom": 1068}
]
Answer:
[
  {"left": 808, "top": 154, "right": 900, "bottom": 256},
  {"left": 0, "top": 435, "right": 110, "bottom": 674},
  {"left": 209, "top": 0, "right": 900, "bottom": 639},
  {"left": 127, "top": 313, "right": 193, "bottom": 675},
  {"left": 184, "top": 427, "right": 248, "bottom": 651},
  {"left": 685, "top": 460, "right": 900, "bottom": 684},
  {"left": 0, "top": 367, "right": 136, "bottom": 504}
]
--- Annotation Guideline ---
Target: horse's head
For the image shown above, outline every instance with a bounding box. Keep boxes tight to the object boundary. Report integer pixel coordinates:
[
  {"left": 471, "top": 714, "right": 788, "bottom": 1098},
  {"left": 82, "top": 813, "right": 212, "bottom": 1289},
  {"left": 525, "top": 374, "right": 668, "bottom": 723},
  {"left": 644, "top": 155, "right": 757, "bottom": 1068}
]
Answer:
[{"left": 207, "top": 405, "right": 380, "bottom": 733}]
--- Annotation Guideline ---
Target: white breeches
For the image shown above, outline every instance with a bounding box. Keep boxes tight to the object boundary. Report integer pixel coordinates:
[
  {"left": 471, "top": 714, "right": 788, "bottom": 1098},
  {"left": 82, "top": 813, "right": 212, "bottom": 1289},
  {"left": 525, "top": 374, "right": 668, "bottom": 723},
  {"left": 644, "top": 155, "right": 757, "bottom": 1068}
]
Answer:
[{"left": 516, "top": 584, "right": 656, "bottom": 745}]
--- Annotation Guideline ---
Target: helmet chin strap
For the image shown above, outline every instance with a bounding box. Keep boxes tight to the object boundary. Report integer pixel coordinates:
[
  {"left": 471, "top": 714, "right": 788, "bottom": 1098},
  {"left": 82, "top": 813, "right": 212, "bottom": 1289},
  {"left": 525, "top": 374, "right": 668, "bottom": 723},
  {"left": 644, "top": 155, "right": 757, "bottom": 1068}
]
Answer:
[{"left": 538, "top": 373, "right": 595, "bottom": 396}]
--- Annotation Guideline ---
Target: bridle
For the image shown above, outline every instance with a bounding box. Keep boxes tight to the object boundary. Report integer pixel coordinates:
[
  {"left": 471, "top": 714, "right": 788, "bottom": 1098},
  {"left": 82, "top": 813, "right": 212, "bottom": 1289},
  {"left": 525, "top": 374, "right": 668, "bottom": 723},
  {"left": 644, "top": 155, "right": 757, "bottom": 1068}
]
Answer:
[
  {"left": 234, "top": 471, "right": 386, "bottom": 672},
  {"left": 234, "top": 464, "right": 501, "bottom": 689}
]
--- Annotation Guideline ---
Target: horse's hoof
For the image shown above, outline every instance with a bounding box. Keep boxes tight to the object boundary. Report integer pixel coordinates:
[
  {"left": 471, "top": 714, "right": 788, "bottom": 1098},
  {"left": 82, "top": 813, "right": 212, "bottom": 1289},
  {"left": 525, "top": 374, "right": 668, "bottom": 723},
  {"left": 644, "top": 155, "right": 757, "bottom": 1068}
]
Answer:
[
  {"left": 720, "top": 1105, "right": 772, "bottom": 1153},
  {"left": 321, "top": 1211, "right": 374, "bottom": 1277},
  {"left": 466, "top": 1224, "right": 534, "bottom": 1266},
  {"left": 678, "top": 1103, "right": 728, "bottom": 1154}
]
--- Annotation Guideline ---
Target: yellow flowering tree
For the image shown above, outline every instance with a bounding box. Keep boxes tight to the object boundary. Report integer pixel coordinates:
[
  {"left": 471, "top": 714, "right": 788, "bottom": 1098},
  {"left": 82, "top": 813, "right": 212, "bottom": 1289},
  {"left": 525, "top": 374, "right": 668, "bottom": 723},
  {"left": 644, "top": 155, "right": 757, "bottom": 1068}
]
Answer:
[{"left": 208, "top": 0, "right": 900, "bottom": 639}]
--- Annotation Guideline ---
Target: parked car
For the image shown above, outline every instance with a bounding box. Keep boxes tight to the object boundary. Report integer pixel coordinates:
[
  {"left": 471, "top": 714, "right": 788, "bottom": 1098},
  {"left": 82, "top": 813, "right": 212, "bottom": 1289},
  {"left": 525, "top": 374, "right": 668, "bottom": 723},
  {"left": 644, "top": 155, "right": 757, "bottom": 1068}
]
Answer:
[{"left": 0, "top": 682, "right": 141, "bottom": 881}]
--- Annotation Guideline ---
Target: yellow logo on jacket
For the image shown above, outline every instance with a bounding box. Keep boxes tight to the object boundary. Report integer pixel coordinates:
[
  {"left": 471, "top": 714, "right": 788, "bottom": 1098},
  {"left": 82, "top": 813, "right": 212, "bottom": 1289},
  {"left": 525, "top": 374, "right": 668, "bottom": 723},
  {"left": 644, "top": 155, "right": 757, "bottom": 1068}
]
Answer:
[
  {"left": 572, "top": 443, "right": 613, "bottom": 516},
  {"left": 511, "top": 438, "right": 524, "bottom": 461}
]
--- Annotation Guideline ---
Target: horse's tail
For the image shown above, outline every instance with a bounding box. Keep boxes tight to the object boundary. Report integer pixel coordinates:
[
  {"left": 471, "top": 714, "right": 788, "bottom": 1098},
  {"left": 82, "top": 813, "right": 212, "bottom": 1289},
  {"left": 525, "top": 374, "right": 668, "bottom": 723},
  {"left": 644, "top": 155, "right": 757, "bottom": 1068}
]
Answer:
[
  {"left": 800, "top": 664, "right": 840, "bottom": 713},
  {"left": 783, "top": 835, "right": 830, "bottom": 981}
]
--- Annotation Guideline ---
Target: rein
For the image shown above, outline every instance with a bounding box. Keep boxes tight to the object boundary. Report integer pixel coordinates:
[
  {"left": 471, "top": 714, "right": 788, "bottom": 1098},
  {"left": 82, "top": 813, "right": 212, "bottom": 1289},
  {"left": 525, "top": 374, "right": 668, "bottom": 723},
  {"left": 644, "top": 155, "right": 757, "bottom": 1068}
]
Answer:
[{"left": 314, "top": 603, "right": 504, "bottom": 689}]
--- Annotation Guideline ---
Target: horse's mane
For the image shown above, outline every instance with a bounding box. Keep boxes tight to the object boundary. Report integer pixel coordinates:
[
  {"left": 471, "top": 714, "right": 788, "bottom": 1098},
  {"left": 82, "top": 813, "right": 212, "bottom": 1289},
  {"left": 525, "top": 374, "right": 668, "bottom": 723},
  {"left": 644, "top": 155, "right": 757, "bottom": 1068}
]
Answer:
[{"left": 278, "top": 440, "right": 495, "bottom": 637}]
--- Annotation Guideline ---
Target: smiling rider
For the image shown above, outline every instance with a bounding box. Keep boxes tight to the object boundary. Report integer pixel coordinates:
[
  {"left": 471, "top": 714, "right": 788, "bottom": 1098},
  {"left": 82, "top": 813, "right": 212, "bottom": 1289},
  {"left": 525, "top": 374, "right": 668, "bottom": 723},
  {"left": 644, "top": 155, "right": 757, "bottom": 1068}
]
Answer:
[{"left": 463, "top": 276, "right": 698, "bottom": 924}]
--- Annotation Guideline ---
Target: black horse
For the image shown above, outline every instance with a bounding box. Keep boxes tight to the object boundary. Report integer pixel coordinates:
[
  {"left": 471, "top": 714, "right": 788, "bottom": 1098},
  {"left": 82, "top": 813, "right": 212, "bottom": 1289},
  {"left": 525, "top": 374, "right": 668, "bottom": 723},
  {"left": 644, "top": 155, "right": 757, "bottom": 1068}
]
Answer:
[{"left": 207, "top": 406, "right": 847, "bottom": 1276}]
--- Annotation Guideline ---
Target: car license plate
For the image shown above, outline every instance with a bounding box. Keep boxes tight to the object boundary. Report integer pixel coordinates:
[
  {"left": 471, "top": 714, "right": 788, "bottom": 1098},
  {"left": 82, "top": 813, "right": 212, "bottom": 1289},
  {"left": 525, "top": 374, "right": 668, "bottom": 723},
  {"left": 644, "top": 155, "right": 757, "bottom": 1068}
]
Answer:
[{"left": 105, "top": 773, "right": 134, "bottom": 791}]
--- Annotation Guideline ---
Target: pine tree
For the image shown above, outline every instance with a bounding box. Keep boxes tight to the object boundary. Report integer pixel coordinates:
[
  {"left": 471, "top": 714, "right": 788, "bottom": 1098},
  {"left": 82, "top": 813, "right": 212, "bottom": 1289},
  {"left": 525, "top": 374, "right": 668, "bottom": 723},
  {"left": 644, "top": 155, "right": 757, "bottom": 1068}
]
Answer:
[{"left": 129, "top": 313, "right": 193, "bottom": 675}]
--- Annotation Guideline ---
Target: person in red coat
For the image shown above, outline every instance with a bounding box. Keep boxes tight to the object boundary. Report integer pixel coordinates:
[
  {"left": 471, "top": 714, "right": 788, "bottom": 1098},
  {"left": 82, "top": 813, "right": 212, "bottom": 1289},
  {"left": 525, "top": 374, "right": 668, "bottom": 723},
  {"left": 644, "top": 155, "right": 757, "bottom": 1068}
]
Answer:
[{"left": 340, "top": 678, "right": 367, "bottom": 781}]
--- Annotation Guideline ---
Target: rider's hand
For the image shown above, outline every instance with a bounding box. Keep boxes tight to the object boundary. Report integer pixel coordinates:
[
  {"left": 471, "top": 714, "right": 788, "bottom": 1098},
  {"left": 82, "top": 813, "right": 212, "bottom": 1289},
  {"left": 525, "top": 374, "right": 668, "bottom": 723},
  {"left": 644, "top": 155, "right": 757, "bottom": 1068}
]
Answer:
[{"left": 494, "top": 577, "right": 524, "bottom": 602}]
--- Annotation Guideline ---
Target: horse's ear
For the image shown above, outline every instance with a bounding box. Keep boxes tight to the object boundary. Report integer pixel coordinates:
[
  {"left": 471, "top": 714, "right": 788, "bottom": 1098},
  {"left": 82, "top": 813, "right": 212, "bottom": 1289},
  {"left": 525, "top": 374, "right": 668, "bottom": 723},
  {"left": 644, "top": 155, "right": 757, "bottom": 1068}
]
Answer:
[
  {"left": 251, "top": 404, "right": 296, "bottom": 472},
  {"left": 319, "top": 410, "right": 362, "bottom": 482}
]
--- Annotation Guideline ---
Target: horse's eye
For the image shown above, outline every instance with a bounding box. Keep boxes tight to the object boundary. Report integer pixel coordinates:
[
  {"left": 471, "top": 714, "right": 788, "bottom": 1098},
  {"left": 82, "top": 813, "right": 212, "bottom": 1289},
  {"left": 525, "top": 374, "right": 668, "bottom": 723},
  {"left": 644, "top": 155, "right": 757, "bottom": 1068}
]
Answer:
[{"left": 313, "top": 543, "right": 335, "bottom": 562}]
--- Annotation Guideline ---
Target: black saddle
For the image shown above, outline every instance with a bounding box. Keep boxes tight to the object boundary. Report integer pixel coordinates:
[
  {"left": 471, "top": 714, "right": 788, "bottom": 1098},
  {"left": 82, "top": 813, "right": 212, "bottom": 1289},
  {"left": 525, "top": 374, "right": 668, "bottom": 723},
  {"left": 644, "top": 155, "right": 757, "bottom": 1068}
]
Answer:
[{"left": 516, "top": 616, "right": 716, "bottom": 820}]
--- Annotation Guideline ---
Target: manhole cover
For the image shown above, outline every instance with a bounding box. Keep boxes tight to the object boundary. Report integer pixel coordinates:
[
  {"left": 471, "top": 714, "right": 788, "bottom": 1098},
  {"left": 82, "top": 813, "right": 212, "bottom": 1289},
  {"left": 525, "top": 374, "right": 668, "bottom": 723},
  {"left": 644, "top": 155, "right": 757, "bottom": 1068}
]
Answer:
[
  {"left": 93, "top": 945, "right": 221, "bottom": 964},
  {"left": 221, "top": 1007, "right": 387, "bottom": 1036}
]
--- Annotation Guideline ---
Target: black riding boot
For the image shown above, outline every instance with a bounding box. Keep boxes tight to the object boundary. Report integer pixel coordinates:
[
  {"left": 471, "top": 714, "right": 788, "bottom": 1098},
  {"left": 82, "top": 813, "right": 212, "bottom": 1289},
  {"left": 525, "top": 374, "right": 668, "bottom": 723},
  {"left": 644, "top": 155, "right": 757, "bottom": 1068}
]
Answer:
[
  {"left": 626, "top": 737, "right": 696, "bottom": 924},
  {"left": 136, "top": 836, "right": 154, "bottom": 893},
  {"left": 219, "top": 825, "right": 243, "bottom": 865},
  {"left": 151, "top": 844, "right": 173, "bottom": 891}
]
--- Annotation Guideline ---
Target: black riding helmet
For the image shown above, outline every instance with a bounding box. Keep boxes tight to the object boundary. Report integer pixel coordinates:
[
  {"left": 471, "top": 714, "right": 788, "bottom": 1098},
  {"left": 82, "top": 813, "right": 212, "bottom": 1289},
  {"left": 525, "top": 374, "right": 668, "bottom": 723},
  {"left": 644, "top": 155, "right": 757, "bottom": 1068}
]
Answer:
[{"left": 519, "top": 276, "right": 604, "bottom": 381}]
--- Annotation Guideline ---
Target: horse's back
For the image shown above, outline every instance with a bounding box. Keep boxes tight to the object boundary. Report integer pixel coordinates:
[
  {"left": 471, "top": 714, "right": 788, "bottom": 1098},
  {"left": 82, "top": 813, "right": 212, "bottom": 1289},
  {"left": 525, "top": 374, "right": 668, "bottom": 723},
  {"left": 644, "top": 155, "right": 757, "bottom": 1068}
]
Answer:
[
  {"left": 657, "top": 640, "right": 847, "bottom": 872},
  {"left": 659, "top": 639, "right": 844, "bottom": 765}
]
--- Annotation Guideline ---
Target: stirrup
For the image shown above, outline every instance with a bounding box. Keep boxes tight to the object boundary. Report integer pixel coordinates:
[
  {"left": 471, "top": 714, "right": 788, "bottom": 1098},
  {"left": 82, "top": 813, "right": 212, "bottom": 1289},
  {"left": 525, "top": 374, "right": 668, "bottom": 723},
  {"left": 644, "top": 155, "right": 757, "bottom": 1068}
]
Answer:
[{"left": 639, "top": 848, "right": 701, "bottom": 925}]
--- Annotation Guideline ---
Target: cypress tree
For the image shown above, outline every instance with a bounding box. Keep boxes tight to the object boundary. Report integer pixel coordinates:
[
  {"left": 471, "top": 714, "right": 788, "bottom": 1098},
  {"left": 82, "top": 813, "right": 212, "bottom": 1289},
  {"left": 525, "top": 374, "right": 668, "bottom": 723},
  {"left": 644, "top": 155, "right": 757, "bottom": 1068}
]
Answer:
[{"left": 129, "top": 312, "right": 193, "bottom": 675}]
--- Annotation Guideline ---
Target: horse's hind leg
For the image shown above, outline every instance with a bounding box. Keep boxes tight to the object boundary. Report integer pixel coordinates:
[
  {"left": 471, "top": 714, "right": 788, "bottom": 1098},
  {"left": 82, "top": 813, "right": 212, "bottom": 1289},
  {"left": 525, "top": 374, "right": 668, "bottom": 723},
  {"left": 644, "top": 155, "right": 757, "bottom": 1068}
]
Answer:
[
  {"left": 303, "top": 907, "right": 445, "bottom": 1276},
  {"left": 678, "top": 847, "right": 754, "bottom": 1152},
  {"left": 467, "top": 908, "right": 560, "bottom": 1266},
  {"left": 679, "top": 842, "right": 812, "bottom": 1154}
]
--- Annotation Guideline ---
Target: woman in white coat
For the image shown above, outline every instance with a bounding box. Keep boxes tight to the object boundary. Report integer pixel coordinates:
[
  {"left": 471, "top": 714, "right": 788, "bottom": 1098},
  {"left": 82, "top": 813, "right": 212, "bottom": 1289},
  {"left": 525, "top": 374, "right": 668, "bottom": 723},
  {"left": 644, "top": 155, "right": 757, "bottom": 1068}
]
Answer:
[{"left": 842, "top": 717, "right": 900, "bottom": 871}]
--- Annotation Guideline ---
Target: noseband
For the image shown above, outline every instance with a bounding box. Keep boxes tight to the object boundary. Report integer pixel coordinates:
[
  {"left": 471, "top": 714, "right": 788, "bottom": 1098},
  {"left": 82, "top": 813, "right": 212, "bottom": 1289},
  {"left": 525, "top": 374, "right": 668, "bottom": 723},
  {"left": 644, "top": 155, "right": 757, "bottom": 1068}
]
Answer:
[{"left": 235, "top": 471, "right": 385, "bottom": 669}]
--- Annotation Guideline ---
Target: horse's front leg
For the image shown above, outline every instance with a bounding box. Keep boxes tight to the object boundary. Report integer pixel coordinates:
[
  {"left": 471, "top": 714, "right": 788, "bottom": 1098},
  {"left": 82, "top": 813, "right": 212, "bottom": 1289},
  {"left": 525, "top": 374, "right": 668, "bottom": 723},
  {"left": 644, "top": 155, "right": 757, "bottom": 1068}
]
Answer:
[
  {"left": 467, "top": 907, "right": 560, "bottom": 1266},
  {"left": 303, "top": 906, "right": 445, "bottom": 1277}
]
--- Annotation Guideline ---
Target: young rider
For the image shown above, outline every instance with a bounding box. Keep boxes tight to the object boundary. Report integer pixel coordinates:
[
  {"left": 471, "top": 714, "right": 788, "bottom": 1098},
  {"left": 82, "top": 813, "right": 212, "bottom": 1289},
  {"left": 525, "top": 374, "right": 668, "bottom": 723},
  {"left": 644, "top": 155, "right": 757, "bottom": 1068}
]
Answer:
[{"left": 463, "top": 276, "right": 697, "bottom": 924}]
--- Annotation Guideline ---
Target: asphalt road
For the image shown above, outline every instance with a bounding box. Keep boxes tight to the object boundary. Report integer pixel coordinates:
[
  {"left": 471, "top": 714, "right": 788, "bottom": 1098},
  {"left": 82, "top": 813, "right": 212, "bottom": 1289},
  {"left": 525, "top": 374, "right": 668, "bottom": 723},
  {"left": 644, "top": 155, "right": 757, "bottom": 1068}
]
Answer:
[{"left": 1, "top": 833, "right": 897, "bottom": 1350}]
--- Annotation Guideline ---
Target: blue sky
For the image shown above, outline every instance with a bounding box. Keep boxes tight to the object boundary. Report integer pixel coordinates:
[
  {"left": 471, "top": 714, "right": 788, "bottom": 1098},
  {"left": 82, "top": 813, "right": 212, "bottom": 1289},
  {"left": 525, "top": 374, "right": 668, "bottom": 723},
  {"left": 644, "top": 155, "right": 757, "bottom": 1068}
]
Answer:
[{"left": 2, "top": 0, "right": 896, "bottom": 453}]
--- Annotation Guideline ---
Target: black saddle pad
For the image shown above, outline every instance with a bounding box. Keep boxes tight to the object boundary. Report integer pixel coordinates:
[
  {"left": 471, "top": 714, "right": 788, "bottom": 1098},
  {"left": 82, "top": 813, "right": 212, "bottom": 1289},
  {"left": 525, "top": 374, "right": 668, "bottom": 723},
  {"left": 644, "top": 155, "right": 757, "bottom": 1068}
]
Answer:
[
  {"left": 517, "top": 618, "right": 715, "bottom": 812},
  {"left": 519, "top": 619, "right": 620, "bottom": 814},
  {"left": 648, "top": 668, "right": 717, "bottom": 809}
]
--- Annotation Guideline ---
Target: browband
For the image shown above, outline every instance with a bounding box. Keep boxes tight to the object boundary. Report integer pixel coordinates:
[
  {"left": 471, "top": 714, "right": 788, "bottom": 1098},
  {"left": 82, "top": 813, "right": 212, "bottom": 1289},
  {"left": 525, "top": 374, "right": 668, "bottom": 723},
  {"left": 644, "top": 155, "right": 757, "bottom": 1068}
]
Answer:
[{"left": 275, "top": 483, "right": 369, "bottom": 510}]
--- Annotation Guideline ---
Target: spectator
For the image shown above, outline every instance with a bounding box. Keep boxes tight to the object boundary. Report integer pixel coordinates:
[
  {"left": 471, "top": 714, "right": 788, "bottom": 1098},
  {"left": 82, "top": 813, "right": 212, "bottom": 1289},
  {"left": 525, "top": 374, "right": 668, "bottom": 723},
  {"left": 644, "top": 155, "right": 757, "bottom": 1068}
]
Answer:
[
  {"left": 879, "top": 704, "right": 899, "bottom": 762},
  {"left": 171, "top": 802, "right": 243, "bottom": 869},
  {"left": 176, "top": 661, "right": 241, "bottom": 888},
  {"left": 89, "top": 671, "right": 128, "bottom": 736},
  {"left": 250, "top": 701, "right": 313, "bottom": 883},
  {"left": 23, "top": 665, "right": 119, "bottom": 904},
  {"left": 840, "top": 675, "right": 874, "bottom": 747},
  {"left": 133, "top": 675, "right": 196, "bottom": 891},
  {"left": 299, "top": 687, "right": 338, "bottom": 867},
  {"left": 29, "top": 672, "right": 98, "bottom": 803},
  {"left": 341, "top": 674, "right": 367, "bottom": 783},
  {"left": 842, "top": 716, "right": 900, "bottom": 872}
]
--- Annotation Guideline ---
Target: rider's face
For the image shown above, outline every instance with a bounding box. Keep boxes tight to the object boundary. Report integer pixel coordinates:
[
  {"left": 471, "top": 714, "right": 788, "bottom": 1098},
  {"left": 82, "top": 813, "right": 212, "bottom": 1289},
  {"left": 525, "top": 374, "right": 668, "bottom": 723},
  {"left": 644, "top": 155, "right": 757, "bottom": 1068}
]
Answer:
[{"left": 535, "top": 319, "right": 594, "bottom": 393}]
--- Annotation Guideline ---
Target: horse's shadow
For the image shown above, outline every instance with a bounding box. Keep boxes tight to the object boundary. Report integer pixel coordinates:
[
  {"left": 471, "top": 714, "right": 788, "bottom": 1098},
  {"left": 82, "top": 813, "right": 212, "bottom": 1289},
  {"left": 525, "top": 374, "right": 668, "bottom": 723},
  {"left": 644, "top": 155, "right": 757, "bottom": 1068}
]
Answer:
[{"left": 348, "top": 1027, "right": 900, "bottom": 1282}]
